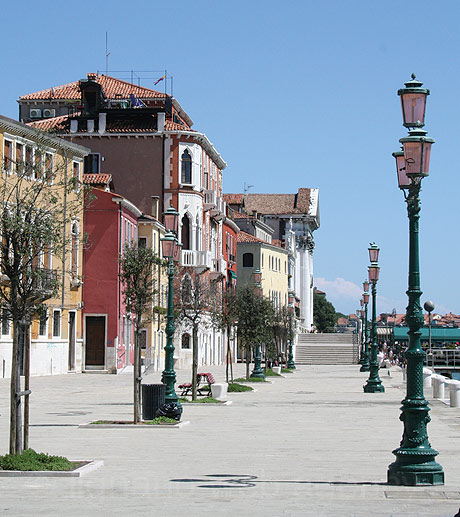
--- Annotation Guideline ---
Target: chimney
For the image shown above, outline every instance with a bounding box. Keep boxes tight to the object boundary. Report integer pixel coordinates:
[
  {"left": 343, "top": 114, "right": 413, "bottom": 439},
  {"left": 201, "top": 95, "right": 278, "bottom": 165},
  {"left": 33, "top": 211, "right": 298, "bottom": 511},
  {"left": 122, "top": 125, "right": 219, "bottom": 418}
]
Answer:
[
  {"left": 252, "top": 210, "right": 258, "bottom": 219},
  {"left": 70, "top": 119, "right": 78, "bottom": 133},
  {"left": 151, "top": 196, "right": 160, "bottom": 219},
  {"left": 98, "top": 112, "right": 106, "bottom": 134},
  {"left": 87, "top": 119, "right": 94, "bottom": 133},
  {"left": 157, "top": 112, "right": 165, "bottom": 132}
]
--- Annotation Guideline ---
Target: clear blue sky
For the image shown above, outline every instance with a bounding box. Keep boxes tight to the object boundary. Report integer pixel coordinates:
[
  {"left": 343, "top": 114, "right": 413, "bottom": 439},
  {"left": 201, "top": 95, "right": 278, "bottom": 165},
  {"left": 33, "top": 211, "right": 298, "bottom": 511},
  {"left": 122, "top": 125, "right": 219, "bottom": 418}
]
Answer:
[{"left": 2, "top": 0, "right": 460, "bottom": 316}]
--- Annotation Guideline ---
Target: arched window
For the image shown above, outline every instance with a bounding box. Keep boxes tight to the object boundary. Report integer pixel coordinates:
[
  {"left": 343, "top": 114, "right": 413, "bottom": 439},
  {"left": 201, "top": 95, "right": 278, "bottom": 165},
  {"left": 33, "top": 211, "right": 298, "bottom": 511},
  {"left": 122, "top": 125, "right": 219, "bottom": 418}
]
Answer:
[
  {"left": 181, "top": 333, "right": 191, "bottom": 349},
  {"left": 71, "top": 221, "right": 78, "bottom": 277},
  {"left": 181, "top": 149, "right": 192, "bottom": 184},
  {"left": 181, "top": 215, "right": 191, "bottom": 250},
  {"left": 242, "top": 253, "right": 253, "bottom": 268},
  {"left": 181, "top": 275, "right": 193, "bottom": 306}
]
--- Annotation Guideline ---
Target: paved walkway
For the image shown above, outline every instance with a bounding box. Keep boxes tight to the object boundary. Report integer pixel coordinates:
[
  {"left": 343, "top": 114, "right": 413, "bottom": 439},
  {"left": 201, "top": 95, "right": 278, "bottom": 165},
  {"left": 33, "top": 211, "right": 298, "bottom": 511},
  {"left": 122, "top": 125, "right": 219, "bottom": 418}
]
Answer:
[{"left": 0, "top": 364, "right": 459, "bottom": 516}]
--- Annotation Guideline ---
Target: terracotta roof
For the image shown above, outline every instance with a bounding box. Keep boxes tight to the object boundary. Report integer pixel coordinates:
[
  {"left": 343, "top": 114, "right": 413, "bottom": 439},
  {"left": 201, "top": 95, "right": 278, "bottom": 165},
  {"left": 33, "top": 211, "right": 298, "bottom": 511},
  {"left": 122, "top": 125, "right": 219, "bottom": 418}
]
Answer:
[
  {"left": 29, "top": 113, "right": 74, "bottom": 132},
  {"left": 223, "top": 193, "right": 243, "bottom": 205},
  {"left": 237, "top": 231, "right": 266, "bottom": 244},
  {"left": 28, "top": 115, "right": 191, "bottom": 134},
  {"left": 19, "top": 74, "right": 167, "bottom": 101},
  {"left": 242, "top": 190, "right": 312, "bottom": 215},
  {"left": 232, "top": 211, "right": 254, "bottom": 219},
  {"left": 82, "top": 173, "right": 113, "bottom": 186}
]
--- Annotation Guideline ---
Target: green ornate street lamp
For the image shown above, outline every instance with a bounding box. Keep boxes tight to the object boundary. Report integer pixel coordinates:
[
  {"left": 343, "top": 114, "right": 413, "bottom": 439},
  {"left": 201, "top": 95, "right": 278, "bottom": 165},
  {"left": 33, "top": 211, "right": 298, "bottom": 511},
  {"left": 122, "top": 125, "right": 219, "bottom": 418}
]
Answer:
[
  {"left": 160, "top": 207, "right": 182, "bottom": 411},
  {"left": 251, "top": 268, "right": 265, "bottom": 379},
  {"left": 388, "top": 75, "right": 444, "bottom": 486},
  {"left": 363, "top": 244, "right": 384, "bottom": 392},
  {"left": 360, "top": 281, "right": 370, "bottom": 372},
  {"left": 287, "top": 303, "right": 296, "bottom": 369},
  {"left": 358, "top": 302, "right": 365, "bottom": 364}
]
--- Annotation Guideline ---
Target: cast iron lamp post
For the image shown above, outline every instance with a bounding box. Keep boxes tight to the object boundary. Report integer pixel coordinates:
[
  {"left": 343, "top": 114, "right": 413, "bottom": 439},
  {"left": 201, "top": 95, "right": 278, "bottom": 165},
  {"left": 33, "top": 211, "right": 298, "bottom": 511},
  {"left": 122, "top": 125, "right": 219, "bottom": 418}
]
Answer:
[
  {"left": 160, "top": 207, "right": 182, "bottom": 410},
  {"left": 250, "top": 268, "right": 265, "bottom": 379},
  {"left": 363, "top": 243, "right": 384, "bottom": 392},
  {"left": 387, "top": 75, "right": 444, "bottom": 486},
  {"left": 358, "top": 299, "right": 365, "bottom": 364},
  {"left": 287, "top": 304, "right": 296, "bottom": 369},
  {"left": 360, "top": 281, "right": 371, "bottom": 372},
  {"left": 424, "top": 300, "right": 435, "bottom": 371}
]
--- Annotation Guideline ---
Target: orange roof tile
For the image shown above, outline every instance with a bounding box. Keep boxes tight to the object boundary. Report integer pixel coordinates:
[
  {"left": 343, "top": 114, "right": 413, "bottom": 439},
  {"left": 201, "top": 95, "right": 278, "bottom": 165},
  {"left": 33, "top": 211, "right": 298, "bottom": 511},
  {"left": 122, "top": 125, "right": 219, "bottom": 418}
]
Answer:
[
  {"left": 20, "top": 74, "right": 167, "bottom": 101},
  {"left": 237, "top": 231, "right": 266, "bottom": 244},
  {"left": 223, "top": 193, "right": 243, "bottom": 205},
  {"left": 82, "top": 173, "right": 113, "bottom": 186}
]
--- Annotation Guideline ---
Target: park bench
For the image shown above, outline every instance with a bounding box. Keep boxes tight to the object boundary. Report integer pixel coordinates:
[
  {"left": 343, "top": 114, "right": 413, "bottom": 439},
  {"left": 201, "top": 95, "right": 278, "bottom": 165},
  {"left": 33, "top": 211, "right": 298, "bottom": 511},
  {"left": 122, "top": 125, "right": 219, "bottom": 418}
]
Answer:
[
  {"left": 197, "top": 372, "right": 215, "bottom": 396},
  {"left": 178, "top": 372, "right": 216, "bottom": 397}
]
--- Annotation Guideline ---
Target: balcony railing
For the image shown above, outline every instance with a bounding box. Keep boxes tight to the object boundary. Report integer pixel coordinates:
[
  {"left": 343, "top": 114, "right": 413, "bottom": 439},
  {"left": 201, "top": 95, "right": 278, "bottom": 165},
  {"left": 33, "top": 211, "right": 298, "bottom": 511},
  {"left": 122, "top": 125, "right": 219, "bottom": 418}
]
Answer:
[
  {"left": 181, "top": 250, "right": 212, "bottom": 270},
  {"left": 203, "top": 190, "right": 217, "bottom": 210},
  {"left": 210, "top": 256, "right": 228, "bottom": 280}
]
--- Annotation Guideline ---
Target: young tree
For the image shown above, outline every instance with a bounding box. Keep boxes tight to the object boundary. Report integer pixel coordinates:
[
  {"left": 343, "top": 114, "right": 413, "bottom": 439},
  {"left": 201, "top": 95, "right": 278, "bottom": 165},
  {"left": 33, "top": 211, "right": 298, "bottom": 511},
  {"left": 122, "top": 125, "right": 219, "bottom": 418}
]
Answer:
[
  {"left": 119, "top": 243, "right": 161, "bottom": 423},
  {"left": 174, "top": 270, "right": 213, "bottom": 400},
  {"left": 235, "top": 286, "right": 275, "bottom": 379},
  {"left": 313, "top": 290, "right": 338, "bottom": 333},
  {"left": 212, "top": 285, "right": 239, "bottom": 383},
  {"left": 0, "top": 145, "right": 86, "bottom": 454}
]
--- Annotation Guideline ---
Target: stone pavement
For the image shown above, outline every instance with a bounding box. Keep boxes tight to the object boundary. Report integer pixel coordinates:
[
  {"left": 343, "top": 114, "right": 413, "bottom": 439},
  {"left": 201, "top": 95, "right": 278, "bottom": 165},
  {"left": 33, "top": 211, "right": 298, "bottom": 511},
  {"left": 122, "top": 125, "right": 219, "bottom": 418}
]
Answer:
[{"left": 0, "top": 364, "right": 459, "bottom": 516}]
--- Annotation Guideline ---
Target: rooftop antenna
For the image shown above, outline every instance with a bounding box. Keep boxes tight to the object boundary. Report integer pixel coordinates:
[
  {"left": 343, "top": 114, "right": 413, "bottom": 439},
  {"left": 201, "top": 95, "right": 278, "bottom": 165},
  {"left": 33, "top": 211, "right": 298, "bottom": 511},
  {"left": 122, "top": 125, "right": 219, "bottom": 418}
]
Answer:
[
  {"left": 105, "top": 32, "right": 110, "bottom": 75},
  {"left": 244, "top": 182, "right": 254, "bottom": 196}
]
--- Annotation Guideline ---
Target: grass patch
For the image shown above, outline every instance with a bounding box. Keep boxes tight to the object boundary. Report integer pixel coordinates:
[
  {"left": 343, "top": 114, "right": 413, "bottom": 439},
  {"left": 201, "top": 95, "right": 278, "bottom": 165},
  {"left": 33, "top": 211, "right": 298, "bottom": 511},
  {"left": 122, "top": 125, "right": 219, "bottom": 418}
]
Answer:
[
  {"left": 0, "top": 449, "right": 74, "bottom": 472},
  {"left": 281, "top": 368, "right": 294, "bottom": 373},
  {"left": 264, "top": 369, "right": 281, "bottom": 377},
  {"left": 180, "top": 396, "right": 222, "bottom": 403},
  {"left": 235, "top": 376, "right": 267, "bottom": 383},
  {"left": 228, "top": 382, "right": 253, "bottom": 392},
  {"left": 144, "top": 416, "right": 177, "bottom": 425}
]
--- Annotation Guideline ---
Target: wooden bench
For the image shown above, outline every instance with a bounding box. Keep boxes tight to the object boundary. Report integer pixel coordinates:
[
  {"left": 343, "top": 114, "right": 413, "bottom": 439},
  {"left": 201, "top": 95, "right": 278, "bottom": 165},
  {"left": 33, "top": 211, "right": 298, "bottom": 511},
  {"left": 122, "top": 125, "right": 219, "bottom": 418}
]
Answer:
[
  {"left": 178, "top": 372, "right": 216, "bottom": 397},
  {"left": 197, "top": 372, "right": 215, "bottom": 396}
]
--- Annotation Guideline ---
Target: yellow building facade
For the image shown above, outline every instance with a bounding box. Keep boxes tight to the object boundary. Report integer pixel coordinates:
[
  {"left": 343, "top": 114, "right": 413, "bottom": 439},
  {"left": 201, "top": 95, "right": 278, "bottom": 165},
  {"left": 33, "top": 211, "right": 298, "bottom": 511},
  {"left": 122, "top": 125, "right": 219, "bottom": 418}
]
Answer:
[
  {"left": 0, "top": 115, "right": 89, "bottom": 377},
  {"left": 137, "top": 213, "right": 168, "bottom": 372}
]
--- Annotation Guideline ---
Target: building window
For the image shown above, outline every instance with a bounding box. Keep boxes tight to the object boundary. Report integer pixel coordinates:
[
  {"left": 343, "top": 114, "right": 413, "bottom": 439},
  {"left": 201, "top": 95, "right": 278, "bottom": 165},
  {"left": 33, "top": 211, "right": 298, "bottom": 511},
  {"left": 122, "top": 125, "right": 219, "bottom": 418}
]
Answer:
[
  {"left": 52, "top": 309, "right": 61, "bottom": 338},
  {"left": 181, "top": 333, "right": 191, "bottom": 349},
  {"left": 140, "top": 329, "right": 147, "bottom": 349},
  {"left": 71, "top": 221, "right": 78, "bottom": 278},
  {"left": 1, "top": 308, "right": 10, "bottom": 336},
  {"left": 181, "top": 149, "right": 192, "bottom": 184},
  {"left": 72, "top": 161, "right": 80, "bottom": 190},
  {"left": 84, "top": 153, "right": 100, "bottom": 174},
  {"left": 3, "top": 139, "right": 12, "bottom": 173},
  {"left": 15, "top": 142, "right": 24, "bottom": 173},
  {"left": 243, "top": 253, "right": 253, "bottom": 268},
  {"left": 39, "top": 310, "right": 48, "bottom": 337},
  {"left": 181, "top": 215, "right": 191, "bottom": 250},
  {"left": 44, "top": 152, "right": 54, "bottom": 183},
  {"left": 138, "top": 237, "right": 147, "bottom": 248}
]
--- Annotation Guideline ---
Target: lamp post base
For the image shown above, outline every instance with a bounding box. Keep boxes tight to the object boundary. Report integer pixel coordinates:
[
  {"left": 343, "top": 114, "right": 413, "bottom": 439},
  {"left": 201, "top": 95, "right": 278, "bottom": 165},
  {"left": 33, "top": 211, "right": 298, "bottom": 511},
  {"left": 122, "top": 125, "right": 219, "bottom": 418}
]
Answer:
[
  {"left": 388, "top": 458, "right": 444, "bottom": 486},
  {"left": 250, "top": 368, "right": 265, "bottom": 379},
  {"left": 363, "top": 380, "right": 385, "bottom": 392}
]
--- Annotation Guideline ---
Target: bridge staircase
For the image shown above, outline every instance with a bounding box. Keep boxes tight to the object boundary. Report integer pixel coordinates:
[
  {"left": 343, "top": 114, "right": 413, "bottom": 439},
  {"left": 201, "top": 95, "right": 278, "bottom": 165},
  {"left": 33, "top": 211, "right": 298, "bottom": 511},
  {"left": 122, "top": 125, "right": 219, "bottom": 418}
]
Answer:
[{"left": 295, "top": 333, "right": 359, "bottom": 365}]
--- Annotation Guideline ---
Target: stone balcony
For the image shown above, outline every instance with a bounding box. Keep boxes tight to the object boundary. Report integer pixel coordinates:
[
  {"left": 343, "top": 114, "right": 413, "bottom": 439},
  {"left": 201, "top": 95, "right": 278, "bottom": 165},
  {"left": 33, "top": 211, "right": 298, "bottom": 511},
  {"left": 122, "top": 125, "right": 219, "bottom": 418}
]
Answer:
[{"left": 181, "top": 250, "right": 212, "bottom": 272}]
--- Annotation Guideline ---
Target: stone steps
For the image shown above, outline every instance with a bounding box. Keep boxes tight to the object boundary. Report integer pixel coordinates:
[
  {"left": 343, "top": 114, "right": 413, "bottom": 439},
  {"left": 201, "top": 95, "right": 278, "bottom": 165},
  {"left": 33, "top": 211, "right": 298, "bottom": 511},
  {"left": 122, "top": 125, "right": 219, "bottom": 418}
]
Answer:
[{"left": 295, "top": 333, "right": 358, "bottom": 365}]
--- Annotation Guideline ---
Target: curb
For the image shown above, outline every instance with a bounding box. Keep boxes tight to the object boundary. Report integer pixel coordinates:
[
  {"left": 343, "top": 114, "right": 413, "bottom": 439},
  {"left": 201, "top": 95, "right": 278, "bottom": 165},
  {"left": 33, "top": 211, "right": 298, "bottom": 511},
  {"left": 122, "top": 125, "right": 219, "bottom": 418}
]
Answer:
[
  {"left": 78, "top": 421, "right": 190, "bottom": 429},
  {"left": 0, "top": 459, "right": 104, "bottom": 477}
]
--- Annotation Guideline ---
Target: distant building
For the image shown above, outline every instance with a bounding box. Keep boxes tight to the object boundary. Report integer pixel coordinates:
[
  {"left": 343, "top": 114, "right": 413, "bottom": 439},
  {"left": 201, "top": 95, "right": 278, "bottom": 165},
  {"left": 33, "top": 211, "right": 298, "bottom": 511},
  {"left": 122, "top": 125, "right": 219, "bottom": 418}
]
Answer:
[{"left": 224, "top": 188, "right": 320, "bottom": 330}]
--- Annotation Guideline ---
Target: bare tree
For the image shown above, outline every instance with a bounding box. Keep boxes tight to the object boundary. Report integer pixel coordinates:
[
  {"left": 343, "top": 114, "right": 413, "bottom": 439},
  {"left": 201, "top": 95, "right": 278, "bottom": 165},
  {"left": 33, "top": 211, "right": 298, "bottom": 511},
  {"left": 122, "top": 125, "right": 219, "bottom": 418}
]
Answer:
[
  {"left": 0, "top": 145, "right": 87, "bottom": 454},
  {"left": 119, "top": 243, "right": 161, "bottom": 423},
  {"left": 174, "top": 270, "right": 213, "bottom": 400}
]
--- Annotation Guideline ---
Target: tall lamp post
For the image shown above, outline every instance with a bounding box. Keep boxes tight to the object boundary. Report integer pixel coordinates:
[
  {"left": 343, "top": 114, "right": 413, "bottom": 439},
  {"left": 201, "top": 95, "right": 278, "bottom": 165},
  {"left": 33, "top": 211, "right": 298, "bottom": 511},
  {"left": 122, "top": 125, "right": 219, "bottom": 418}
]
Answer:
[
  {"left": 358, "top": 299, "right": 365, "bottom": 364},
  {"left": 287, "top": 303, "right": 296, "bottom": 369},
  {"left": 250, "top": 268, "right": 265, "bottom": 379},
  {"left": 160, "top": 207, "right": 182, "bottom": 411},
  {"left": 387, "top": 75, "right": 444, "bottom": 486},
  {"left": 360, "top": 281, "right": 371, "bottom": 372},
  {"left": 424, "top": 300, "right": 435, "bottom": 371},
  {"left": 363, "top": 243, "right": 384, "bottom": 392}
]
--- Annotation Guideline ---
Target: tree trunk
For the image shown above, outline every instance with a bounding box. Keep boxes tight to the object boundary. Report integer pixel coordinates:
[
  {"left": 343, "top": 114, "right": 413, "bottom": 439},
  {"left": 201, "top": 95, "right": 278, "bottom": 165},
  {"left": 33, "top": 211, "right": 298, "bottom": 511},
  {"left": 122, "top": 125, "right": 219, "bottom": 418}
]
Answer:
[
  {"left": 10, "top": 321, "right": 23, "bottom": 454},
  {"left": 133, "top": 327, "right": 141, "bottom": 424},
  {"left": 226, "top": 324, "right": 233, "bottom": 383},
  {"left": 245, "top": 346, "right": 250, "bottom": 379},
  {"left": 192, "top": 325, "right": 198, "bottom": 401},
  {"left": 24, "top": 324, "right": 30, "bottom": 450}
]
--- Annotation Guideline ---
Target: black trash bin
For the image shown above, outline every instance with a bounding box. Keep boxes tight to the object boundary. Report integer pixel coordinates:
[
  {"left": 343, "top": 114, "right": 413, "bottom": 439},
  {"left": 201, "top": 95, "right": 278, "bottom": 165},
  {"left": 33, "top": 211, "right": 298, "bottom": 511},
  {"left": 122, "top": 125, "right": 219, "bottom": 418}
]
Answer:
[{"left": 142, "top": 384, "right": 166, "bottom": 420}]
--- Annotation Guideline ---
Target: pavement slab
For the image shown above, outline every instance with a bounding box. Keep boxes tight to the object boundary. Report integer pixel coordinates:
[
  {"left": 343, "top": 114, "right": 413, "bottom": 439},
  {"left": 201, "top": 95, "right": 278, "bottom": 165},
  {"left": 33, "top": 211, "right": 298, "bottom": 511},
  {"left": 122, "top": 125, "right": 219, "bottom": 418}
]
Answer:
[{"left": 0, "top": 364, "right": 459, "bottom": 516}]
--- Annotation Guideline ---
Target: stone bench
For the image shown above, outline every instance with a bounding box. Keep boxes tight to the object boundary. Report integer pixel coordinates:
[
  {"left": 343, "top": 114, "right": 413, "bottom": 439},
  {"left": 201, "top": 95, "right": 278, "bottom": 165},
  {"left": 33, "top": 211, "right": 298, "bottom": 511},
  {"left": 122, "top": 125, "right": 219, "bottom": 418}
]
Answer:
[
  {"left": 446, "top": 379, "right": 460, "bottom": 408},
  {"left": 432, "top": 374, "right": 448, "bottom": 399}
]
